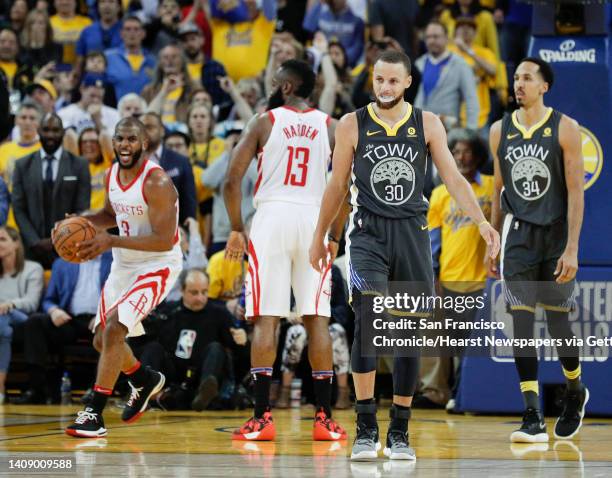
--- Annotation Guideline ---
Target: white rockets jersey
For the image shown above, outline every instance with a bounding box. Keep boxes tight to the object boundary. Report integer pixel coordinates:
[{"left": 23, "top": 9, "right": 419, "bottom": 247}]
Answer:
[
  {"left": 253, "top": 106, "right": 331, "bottom": 207},
  {"left": 107, "top": 159, "right": 181, "bottom": 265}
]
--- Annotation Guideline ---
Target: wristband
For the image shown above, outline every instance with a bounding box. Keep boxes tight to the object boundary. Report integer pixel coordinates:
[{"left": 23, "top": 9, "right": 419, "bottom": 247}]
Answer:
[
  {"left": 327, "top": 234, "right": 339, "bottom": 243},
  {"left": 478, "top": 220, "right": 489, "bottom": 227}
]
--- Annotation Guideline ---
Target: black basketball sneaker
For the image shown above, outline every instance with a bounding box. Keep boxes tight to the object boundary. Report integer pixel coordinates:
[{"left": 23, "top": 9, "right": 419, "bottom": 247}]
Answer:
[
  {"left": 122, "top": 368, "right": 166, "bottom": 423},
  {"left": 554, "top": 385, "right": 589, "bottom": 440},
  {"left": 65, "top": 407, "right": 107, "bottom": 438},
  {"left": 510, "top": 407, "right": 549, "bottom": 443}
]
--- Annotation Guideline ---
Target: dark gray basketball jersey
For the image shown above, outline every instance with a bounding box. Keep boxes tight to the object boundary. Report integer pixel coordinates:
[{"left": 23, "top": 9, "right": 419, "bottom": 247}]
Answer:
[
  {"left": 352, "top": 103, "right": 429, "bottom": 219},
  {"left": 498, "top": 108, "right": 567, "bottom": 225}
]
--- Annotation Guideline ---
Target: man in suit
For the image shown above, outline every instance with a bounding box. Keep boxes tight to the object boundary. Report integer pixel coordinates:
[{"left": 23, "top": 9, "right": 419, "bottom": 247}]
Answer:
[
  {"left": 414, "top": 21, "right": 479, "bottom": 130},
  {"left": 12, "top": 114, "right": 91, "bottom": 269},
  {"left": 141, "top": 112, "right": 197, "bottom": 223}
]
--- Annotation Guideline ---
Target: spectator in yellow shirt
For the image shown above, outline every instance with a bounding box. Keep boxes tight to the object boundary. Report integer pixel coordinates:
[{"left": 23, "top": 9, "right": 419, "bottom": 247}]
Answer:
[
  {"left": 439, "top": 0, "right": 500, "bottom": 60},
  {"left": 210, "top": 0, "right": 276, "bottom": 82},
  {"left": 416, "top": 129, "right": 493, "bottom": 411},
  {"left": 448, "top": 17, "right": 497, "bottom": 130},
  {"left": 142, "top": 44, "right": 202, "bottom": 127},
  {"left": 78, "top": 128, "right": 113, "bottom": 211},
  {"left": 0, "top": 102, "right": 42, "bottom": 229},
  {"left": 187, "top": 103, "right": 226, "bottom": 245},
  {"left": 50, "top": 0, "right": 92, "bottom": 65},
  {"left": 0, "top": 102, "right": 41, "bottom": 189}
]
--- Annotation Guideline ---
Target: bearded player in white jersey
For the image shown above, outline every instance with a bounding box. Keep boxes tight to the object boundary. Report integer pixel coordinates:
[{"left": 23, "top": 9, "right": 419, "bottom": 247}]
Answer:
[
  {"left": 225, "top": 60, "right": 347, "bottom": 441},
  {"left": 64, "top": 117, "right": 183, "bottom": 438}
]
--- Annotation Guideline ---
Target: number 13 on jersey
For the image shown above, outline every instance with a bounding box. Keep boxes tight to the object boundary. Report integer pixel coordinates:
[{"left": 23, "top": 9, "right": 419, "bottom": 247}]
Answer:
[{"left": 284, "top": 146, "right": 310, "bottom": 187}]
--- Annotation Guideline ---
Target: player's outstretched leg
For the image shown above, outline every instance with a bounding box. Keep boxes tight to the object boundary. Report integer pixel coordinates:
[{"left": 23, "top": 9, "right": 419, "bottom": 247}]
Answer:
[
  {"left": 233, "top": 316, "right": 279, "bottom": 441},
  {"left": 303, "top": 315, "right": 347, "bottom": 441},
  {"left": 66, "top": 312, "right": 164, "bottom": 437}
]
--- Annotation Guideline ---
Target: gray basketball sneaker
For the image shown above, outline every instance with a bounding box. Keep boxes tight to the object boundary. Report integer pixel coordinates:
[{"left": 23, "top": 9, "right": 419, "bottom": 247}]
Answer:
[
  {"left": 351, "top": 423, "right": 381, "bottom": 461},
  {"left": 383, "top": 430, "right": 416, "bottom": 460}
]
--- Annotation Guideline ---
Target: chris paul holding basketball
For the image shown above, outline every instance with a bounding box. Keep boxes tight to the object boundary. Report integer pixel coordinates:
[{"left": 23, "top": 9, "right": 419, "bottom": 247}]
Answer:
[{"left": 60, "top": 118, "right": 183, "bottom": 438}]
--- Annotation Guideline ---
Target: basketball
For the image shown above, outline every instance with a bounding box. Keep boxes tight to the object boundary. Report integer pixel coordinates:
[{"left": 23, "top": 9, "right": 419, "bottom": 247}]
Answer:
[{"left": 52, "top": 216, "right": 96, "bottom": 263}]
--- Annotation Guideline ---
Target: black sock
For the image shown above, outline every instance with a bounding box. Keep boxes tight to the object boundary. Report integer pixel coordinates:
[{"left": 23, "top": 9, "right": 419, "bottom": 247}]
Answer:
[
  {"left": 389, "top": 404, "right": 410, "bottom": 433},
  {"left": 125, "top": 361, "right": 147, "bottom": 384},
  {"left": 90, "top": 386, "right": 111, "bottom": 415},
  {"left": 562, "top": 365, "right": 582, "bottom": 392},
  {"left": 253, "top": 373, "right": 272, "bottom": 418},
  {"left": 356, "top": 398, "right": 377, "bottom": 429},
  {"left": 313, "top": 374, "right": 332, "bottom": 417},
  {"left": 512, "top": 310, "right": 540, "bottom": 411}
]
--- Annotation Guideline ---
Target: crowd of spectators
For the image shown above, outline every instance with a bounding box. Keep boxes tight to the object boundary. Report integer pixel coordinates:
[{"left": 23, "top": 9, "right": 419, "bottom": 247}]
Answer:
[{"left": 0, "top": 0, "right": 532, "bottom": 410}]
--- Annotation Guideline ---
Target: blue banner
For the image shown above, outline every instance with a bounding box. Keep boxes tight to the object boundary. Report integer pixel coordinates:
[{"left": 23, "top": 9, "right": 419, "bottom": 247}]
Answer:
[{"left": 529, "top": 36, "right": 610, "bottom": 266}]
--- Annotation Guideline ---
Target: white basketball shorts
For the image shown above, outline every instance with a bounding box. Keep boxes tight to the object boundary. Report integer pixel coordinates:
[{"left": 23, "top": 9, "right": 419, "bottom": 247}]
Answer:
[
  {"left": 246, "top": 201, "right": 331, "bottom": 319},
  {"left": 93, "top": 258, "right": 182, "bottom": 337}
]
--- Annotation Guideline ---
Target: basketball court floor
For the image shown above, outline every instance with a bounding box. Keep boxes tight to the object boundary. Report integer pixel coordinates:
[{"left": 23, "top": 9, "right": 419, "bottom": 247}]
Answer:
[{"left": 0, "top": 404, "right": 610, "bottom": 477}]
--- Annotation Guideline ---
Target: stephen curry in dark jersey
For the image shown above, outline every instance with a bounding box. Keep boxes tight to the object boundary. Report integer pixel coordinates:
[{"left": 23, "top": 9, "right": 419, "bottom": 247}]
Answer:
[{"left": 310, "top": 50, "right": 499, "bottom": 462}]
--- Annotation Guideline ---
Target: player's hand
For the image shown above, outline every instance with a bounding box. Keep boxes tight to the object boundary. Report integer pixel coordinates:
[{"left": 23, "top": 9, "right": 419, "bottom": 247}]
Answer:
[
  {"left": 479, "top": 222, "right": 500, "bottom": 260},
  {"left": 485, "top": 254, "right": 500, "bottom": 279},
  {"left": 554, "top": 247, "right": 578, "bottom": 284},
  {"left": 309, "top": 236, "right": 328, "bottom": 273},
  {"left": 76, "top": 230, "right": 113, "bottom": 261},
  {"left": 225, "top": 231, "right": 246, "bottom": 262},
  {"left": 328, "top": 239, "right": 339, "bottom": 263}
]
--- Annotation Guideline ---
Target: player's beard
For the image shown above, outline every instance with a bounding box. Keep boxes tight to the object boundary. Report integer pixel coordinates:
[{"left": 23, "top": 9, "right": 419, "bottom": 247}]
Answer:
[
  {"left": 116, "top": 146, "right": 144, "bottom": 169},
  {"left": 375, "top": 92, "right": 403, "bottom": 110},
  {"left": 267, "top": 87, "right": 285, "bottom": 110}
]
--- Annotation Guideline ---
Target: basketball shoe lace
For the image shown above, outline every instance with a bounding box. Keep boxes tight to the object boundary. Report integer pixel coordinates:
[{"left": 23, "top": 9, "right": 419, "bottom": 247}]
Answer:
[
  {"left": 355, "top": 424, "right": 377, "bottom": 445},
  {"left": 387, "top": 430, "right": 408, "bottom": 447},
  {"left": 315, "top": 409, "right": 339, "bottom": 432},
  {"left": 75, "top": 409, "right": 98, "bottom": 424},
  {"left": 126, "top": 382, "right": 144, "bottom": 407}
]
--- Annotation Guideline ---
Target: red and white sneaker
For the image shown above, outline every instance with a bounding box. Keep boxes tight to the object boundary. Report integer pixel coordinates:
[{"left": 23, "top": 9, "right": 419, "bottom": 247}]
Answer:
[
  {"left": 232, "top": 411, "right": 276, "bottom": 441},
  {"left": 313, "top": 408, "right": 348, "bottom": 441}
]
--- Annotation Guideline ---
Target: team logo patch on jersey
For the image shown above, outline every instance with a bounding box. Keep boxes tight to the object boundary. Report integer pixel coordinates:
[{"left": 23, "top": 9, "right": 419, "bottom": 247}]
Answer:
[
  {"left": 370, "top": 157, "right": 416, "bottom": 205},
  {"left": 511, "top": 157, "right": 551, "bottom": 201},
  {"left": 543, "top": 127, "right": 552, "bottom": 137},
  {"left": 407, "top": 127, "right": 417, "bottom": 137},
  {"left": 581, "top": 126, "right": 603, "bottom": 190}
]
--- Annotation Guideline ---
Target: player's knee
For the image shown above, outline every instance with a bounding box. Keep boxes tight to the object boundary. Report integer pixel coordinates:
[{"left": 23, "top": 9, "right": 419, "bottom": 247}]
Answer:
[
  {"left": 103, "top": 319, "right": 127, "bottom": 344},
  {"left": 93, "top": 331, "right": 103, "bottom": 352}
]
